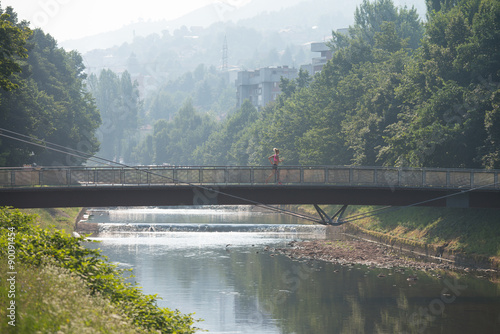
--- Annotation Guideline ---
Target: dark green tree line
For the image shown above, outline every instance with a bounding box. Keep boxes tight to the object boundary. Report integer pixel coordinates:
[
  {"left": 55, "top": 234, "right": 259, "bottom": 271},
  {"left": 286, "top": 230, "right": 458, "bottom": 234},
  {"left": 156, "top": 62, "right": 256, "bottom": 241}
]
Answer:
[
  {"left": 0, "top": 7, "right": 30, "bottom": 92},
  {"left": 87, "top": 69, "right": 140, "bottom": 163},
  {"left": 0, "top": 5, "right": 100, "bottom": 166},
  {"left": 382, "top": 0, "right": 500, "bottom": 167},
  {"left": 194, "top": 100, "right": 259, "bottom": 165},
  {"left": 195, "top": 0, "right": 499, "bottom": 169},
  {"left": 132, "top": 99, "right": 217, "bottom": 165}
]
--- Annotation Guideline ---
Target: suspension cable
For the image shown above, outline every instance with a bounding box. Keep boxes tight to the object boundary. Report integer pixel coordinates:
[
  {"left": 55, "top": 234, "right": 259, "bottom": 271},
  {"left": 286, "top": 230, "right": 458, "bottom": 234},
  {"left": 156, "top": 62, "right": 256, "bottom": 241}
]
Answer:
[
  {"left": 1, "top": 128, "right": 498, "bottom": 225},
  {"left": 0, "top": 128, "right": 322, "bottom": 223},
  {"left": 342, "top": 180, "right": 499, "bottom": 223}
]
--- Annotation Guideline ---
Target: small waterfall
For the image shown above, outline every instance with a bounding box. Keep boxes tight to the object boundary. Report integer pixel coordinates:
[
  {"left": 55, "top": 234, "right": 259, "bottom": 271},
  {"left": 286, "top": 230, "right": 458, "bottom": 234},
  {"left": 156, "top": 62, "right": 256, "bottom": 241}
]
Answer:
[
  {"left": 88, "top": 207, "right": 327, "bottom": 239},
  {"left": 98, "top": 223, "right": 326, "bottom": 234}
]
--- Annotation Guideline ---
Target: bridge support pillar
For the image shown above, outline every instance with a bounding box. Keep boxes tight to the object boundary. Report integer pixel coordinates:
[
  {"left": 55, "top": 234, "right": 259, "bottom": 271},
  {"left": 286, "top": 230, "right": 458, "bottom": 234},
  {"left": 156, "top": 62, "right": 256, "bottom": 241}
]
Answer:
[{"left": 314, "top": 204, "right": 348, "bottom": 225}]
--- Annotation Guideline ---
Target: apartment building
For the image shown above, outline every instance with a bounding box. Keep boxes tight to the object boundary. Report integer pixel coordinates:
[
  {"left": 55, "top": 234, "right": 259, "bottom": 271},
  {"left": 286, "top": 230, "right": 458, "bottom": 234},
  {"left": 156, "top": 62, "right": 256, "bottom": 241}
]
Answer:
[
  {"left": 234, "top": 29, "right": 350, "bottom": 110},
  {"left": 300, "top": 41, "right": 334, "bottom": 76},
  {"left": 235, "top": 66, "right": 298, "bottom": 109}
]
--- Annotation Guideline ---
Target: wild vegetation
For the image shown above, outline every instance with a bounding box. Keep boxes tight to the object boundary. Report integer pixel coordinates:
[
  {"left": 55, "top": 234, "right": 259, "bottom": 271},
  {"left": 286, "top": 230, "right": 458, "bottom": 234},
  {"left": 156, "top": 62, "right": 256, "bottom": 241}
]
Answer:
[
  {"left": 2, "top": 1, "right": 498, "bottom": 169},
  {"left": 0, "top": 207, "right": 199, "bottom": 333},
  {"left": 20, "top": 207, "right": 81, "bottom": 231},
  {"left": 0, "top": 6, "right": 101, "bottom": 167},
  {"left": 302, "top": 204, "right": 500, "bottom": 266},
  {"left": 120, "top": 0, "right": 500, "bottom": 168},
  {"left": 193, "top": 0, "right": 500, "bottom": 168}
]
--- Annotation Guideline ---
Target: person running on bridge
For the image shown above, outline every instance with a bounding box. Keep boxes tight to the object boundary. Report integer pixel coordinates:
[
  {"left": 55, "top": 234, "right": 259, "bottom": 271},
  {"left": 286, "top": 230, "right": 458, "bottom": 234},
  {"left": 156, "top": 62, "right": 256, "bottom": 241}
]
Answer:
[{"left": 266, "top": 148, "right": 284, "bottom": 184}]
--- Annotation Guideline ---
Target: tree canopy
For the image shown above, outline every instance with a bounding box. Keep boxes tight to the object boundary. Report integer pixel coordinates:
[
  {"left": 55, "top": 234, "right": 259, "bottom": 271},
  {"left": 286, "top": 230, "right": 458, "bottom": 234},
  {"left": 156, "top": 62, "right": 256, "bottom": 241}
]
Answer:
[
  {"left": 4, "top": 1, "right": 498, "bottom": 169},
  {"left": 0, "top": 5, "right": 100, "bottom": 166},
  {"left": 183, "top": 0, "right": 500, "bottom": 169},
  {"left": 87, "top": 69, "right": 140, "bottom": 163},
  {"left": 0, "top": 8, "right": 31, "bottom": 91}
]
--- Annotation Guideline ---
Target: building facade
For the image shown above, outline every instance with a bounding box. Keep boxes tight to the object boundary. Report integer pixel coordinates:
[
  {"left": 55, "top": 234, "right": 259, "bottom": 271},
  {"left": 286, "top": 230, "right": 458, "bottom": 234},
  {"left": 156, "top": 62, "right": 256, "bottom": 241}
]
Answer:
[
  {"left": 235, "top": 66, "right": 298, "bottom": 109},
  {"left": 300, "top": 42, "right": 334, "bottom": 76}
]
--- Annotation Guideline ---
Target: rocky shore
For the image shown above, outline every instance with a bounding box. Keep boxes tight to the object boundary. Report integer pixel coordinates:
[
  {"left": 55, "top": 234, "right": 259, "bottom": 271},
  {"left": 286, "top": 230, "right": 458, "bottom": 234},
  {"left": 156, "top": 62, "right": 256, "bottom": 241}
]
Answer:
[{"left": 274, "top": 239, "right": 499, "bottom": 278}]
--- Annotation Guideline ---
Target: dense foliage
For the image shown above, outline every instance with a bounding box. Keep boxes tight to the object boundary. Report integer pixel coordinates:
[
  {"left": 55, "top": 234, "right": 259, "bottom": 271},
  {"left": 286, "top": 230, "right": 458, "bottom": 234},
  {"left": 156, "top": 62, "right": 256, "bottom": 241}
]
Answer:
[
  {"left": 0, "top": 5, "right": 101, "bottom": 167},
  {"left": 88, "top": 64, "right": 231, "bottom": 164},
  {"left": 0, "top": 207, "right": 198, "bottom": 333},
  {"left": 0, "top": 8, "right": 30, "bottom": 92},
  {"left": 141, "top": 99, "right": 217, "bottom": 165},
  {"left": 194, "top": 100, "right": 259, "bottom": 165},
  {"left": 145, "top": 64, "right": 236, "bottom": 120},
  {"left": 87, "top": 69, "right": 140, "bottom": 162},
  {"left": 189, "top": 0, "right": 500, "bottom": 168}
]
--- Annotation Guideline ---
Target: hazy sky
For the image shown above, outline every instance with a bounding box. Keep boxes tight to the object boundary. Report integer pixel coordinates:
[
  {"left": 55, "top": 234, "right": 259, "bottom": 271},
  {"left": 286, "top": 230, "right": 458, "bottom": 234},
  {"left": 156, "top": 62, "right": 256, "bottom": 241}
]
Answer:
[
  {"left": 2, "top": 0, "right": 251, "bottom": 41},
  {"left": 3, "top": 0, "right": 425, "bottom": 43}
]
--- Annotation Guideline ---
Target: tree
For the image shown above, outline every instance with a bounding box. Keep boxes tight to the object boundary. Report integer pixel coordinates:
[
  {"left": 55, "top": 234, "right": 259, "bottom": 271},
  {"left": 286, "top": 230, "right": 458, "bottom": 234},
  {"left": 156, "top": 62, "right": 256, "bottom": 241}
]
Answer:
[
  {"left": 482, "top": 89, "right": 500, "bottom": 168},
  {"left": 426, "top": 0, "right": 461, "bottom": 15},
  {"left": 380, "top": 0, "right": 500, "bottom": 168},
  {"left": 89, "top": 69, "right": 139, "bottom": 162},
  {"left": 194, "top": 100, "right": 258, "bottom": 165},
  {"left": 0, "top": 7, "right": 31, "bottom": 91},
  {"left": 0, "top": 13, "right": 100, "bottom": 167},
  {"left": 146, "top": 99, "right": 216, "bottom": 165}
]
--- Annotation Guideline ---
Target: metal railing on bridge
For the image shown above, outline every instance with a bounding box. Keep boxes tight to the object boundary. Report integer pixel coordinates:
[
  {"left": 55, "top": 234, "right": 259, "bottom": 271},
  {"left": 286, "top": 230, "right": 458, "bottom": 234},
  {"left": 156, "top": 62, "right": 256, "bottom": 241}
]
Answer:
[{"left": 0, "top": 165, "right": 498, "bottom": 190}]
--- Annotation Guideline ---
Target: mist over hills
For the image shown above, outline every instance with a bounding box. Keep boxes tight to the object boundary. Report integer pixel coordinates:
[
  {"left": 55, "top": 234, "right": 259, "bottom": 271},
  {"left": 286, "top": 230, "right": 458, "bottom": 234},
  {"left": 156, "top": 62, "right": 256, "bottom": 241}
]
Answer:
[
  {"left": 62, "top": 0, "right": 425, "bottom": 54},
  {"left": 61, "top": 0, "right": 308, "bottom": 53},
  {"left": 75, "top": 0, "right": 365, "bottom": 84},
  {"left": 75, "top": 0, "right": 426, "bottom": 97}
]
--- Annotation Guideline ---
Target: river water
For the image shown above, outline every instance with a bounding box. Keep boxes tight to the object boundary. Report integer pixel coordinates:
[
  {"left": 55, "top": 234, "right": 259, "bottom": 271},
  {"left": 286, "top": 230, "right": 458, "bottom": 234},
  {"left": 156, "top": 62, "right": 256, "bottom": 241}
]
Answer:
[{"left": 87, "top": 207, "right": 500, "bottom": 333}]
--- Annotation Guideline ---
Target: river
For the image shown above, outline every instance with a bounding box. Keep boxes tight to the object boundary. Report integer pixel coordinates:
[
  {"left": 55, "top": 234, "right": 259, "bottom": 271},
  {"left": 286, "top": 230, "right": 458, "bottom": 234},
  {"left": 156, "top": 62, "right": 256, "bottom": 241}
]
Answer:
[{"left": 86, "top": 207, "right": 500, "bottom": 333}]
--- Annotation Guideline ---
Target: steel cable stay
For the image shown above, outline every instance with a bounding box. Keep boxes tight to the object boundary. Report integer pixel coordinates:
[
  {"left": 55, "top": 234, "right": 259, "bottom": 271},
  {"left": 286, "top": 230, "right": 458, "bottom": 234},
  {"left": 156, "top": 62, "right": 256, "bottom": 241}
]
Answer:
[
  {"left": 341, "top": 178, "right": 499, "bottom": 223},
  {"left": 0, "top": 128, "right": 321, "bottom": 223},
  {"left": 0, "top": 128, "right": 498, "bottom": 226}
]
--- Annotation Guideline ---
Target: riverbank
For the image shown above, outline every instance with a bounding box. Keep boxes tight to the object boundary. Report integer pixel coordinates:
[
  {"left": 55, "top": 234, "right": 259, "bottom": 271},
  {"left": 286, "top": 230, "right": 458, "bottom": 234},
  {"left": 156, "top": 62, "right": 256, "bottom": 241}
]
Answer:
[
  {"left": 0, "top": 259, "right": 148, "bottom": 333},
  {"left": 20, "top": 207, "right": 82, "bottom": 231},
  {"left": 0, "top": 207, "right": 198, "bottom": 333},
  {"left": 293, "top": 205, "right": 500, "bottom": 270},
  {"left": 276, "top": 237, "right": 498, "bottom": 277}
]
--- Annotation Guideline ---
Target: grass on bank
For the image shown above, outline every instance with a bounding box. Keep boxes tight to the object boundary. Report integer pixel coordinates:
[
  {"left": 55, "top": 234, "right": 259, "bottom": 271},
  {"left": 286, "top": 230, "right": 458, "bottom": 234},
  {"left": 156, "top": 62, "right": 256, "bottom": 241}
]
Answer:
[
  {"left": 298, "top": 205, "right": 500, "bottom": 260},
  {"left": 0, "top": 207, "right": 199, "bottom": 333},
  {"left": 20, "top": 207, "right": 82, "bottom": 231},
  {"left": 0, "top": 260, "right": 148, "bottom": 333}
]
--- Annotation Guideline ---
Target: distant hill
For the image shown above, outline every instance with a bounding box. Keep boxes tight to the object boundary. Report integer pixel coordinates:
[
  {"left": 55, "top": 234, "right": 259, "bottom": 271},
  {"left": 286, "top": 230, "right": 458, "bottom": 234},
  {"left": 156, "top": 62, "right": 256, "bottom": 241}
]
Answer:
[
  {"left": 62, "top": 0, "right": 426, "bottom": 53},
  {"left": 75, "top": 0, "right": 427, "bottom": 90},
  {"left": 61, "top": 0, "right": 307, "bottom": 53}
]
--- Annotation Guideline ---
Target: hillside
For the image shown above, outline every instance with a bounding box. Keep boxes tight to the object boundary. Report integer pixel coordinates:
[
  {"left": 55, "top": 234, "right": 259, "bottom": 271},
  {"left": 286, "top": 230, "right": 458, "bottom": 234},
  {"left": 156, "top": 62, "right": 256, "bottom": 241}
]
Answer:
[{"left": 77, "top": 0, "right": 425, "bottom": 78}]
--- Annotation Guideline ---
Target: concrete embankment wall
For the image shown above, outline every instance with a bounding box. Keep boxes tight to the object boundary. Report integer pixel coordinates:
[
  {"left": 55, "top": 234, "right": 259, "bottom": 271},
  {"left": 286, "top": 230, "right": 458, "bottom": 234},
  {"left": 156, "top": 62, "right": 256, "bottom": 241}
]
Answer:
[{"left": 74, "top": 207, "right": 99, "bottom": 236}]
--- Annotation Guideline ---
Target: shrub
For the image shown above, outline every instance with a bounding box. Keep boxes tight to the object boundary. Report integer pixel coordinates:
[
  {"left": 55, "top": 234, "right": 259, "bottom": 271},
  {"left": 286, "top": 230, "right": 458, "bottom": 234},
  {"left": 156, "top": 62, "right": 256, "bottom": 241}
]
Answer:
[{"left": 0, "top": 207, "right": 199, "bottom": 333}]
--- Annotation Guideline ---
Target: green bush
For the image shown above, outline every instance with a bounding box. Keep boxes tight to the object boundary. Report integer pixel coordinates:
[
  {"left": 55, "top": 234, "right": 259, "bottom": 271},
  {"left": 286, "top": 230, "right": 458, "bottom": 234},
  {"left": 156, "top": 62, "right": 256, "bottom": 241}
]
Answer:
[
  {"left": 0, "top": 260, "right": 149, "bottom": 333},
  {"left": 0, "top": 207, "right": 199, "bottom": 333}
]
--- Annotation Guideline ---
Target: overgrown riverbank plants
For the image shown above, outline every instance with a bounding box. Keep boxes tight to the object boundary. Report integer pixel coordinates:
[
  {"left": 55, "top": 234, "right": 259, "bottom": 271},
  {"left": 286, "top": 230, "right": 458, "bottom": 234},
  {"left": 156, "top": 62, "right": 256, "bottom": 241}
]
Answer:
[{"left": 0, "top": 207, "right": 199, "bottom": 333}]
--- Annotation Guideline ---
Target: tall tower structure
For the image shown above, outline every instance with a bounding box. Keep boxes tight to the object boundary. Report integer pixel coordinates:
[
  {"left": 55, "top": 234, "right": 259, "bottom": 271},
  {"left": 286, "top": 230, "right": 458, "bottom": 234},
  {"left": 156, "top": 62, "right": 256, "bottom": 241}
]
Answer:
[{"left": 221, "top": 35, "right": 228, "bottom": 72}]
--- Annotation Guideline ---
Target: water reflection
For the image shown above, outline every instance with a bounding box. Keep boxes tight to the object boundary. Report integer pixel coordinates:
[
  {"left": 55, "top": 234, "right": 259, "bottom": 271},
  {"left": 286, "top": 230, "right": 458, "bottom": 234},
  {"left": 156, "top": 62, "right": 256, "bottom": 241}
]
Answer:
[
  {"left": 87, "top": 208, "right": 500, "bottom": 333},
  {"left": 89, "top": 234, "right": 500, "bottom": 334},
  {"left": 89, "top": 206, "right": 303, "bottom": 225}
]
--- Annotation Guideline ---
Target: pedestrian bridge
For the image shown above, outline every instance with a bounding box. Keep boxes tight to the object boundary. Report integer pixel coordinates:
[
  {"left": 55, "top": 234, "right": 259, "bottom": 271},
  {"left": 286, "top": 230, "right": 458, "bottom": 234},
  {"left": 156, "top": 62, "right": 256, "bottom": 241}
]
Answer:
[{"left": 0, "top": 165, "right": 499, "bottom": 209}]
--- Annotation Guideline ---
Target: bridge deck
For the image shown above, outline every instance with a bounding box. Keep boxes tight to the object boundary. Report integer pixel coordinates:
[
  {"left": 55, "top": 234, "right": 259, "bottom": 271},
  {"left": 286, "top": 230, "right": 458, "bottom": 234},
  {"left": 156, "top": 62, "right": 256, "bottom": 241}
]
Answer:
[{"left": 0, "top": 166, "right": 499, "bottom": 208}]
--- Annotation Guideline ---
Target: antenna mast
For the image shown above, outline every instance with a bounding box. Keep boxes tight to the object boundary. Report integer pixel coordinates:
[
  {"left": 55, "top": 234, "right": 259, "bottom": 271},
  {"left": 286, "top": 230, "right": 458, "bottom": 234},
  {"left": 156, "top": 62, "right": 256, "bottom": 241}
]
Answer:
[{"left": 222, "top": 35, "right": 228, "bottom": 72}]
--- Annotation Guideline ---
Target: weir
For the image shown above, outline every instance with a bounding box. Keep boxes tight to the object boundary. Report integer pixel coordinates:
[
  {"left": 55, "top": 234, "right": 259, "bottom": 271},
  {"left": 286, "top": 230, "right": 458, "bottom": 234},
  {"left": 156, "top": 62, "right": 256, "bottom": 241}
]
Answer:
[
  {"left": 97, "top": 223, "right": 328, "bottom": 234},
  {"left": 77, "top": 207, "right": 330, "bottom": 236}
]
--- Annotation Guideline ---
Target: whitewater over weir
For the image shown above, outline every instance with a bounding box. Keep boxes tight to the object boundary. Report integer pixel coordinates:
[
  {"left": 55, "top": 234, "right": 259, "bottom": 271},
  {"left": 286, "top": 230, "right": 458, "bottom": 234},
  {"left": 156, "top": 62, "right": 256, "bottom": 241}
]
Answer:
[{"left": 89, "top": 206, "right": 328, "bottom": 239}]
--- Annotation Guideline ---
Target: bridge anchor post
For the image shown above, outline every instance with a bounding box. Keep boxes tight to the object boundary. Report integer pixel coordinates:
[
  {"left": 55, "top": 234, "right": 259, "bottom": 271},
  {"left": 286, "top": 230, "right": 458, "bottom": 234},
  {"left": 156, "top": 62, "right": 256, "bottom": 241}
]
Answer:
[{"left": 314, "top": 204, "right": 348, "bottom": 226}]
